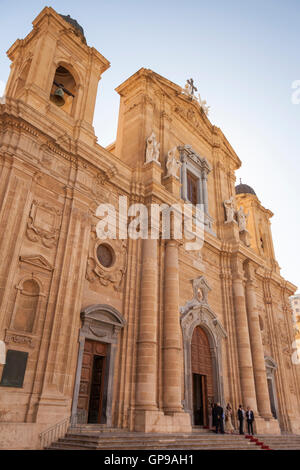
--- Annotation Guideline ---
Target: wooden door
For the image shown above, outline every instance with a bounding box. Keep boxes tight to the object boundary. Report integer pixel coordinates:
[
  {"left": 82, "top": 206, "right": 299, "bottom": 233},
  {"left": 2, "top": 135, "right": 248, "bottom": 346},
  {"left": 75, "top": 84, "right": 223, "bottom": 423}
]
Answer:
[
  {"left": 191, "top": 327, "right": 214, "bottom": 425},
  {"left": 78, "top": 339, "right": 107, "bottom": 423}
]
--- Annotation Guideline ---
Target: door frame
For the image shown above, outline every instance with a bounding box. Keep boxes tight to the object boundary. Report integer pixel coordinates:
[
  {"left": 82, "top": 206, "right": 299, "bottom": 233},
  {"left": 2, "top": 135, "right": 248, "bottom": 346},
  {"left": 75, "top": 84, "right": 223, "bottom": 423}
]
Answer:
[
  {"left": 181, "top": 304, "right": 227, "bottom": 424},
  {"left": 71, "top": 304, "right": 126, "bottom": 426}
]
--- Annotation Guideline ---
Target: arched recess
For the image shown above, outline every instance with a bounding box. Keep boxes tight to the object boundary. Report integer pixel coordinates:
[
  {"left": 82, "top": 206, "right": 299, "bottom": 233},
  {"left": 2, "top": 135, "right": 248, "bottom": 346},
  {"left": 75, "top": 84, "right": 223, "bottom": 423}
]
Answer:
[
  {"left": 265, "top": 356, "right": 279, "bottom": 420},
  {"left": 180, "top": 277, "right": 227, "bottom": 423},
  {"left": 71, "top": 304, "right": 126, "bottom": 426},
  {"left": 10, "top": 276, "right": 44, "bottom": 334}
]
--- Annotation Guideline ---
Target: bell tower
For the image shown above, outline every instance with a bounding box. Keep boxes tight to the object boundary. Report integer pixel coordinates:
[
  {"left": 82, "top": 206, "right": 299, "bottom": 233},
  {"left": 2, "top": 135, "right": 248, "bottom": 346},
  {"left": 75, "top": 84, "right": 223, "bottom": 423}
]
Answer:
[
  {"left": 235, "top": 182, "right": 280, "bottom": 272},
  {"left": 4, "top": 7, "right": 110, "bottom": 144}
]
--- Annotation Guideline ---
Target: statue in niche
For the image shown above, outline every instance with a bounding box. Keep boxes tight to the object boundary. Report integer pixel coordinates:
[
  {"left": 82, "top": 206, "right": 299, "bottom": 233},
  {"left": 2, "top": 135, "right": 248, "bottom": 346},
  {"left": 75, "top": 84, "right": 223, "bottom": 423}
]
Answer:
[
  {"left": 166, "top": 146, "right": 182, "bottom": 178},
  {"left": 145, "top": 132, "right": 160, "bottom": 165},
  {"left": 223, "top": 196, "right": 236, "bottom": 223},
  {"left": 237, "top": 206, "right": 249, "bottom": 232},
  {"left": 180, "top": 276, "right": 211, "bottom": 315}
]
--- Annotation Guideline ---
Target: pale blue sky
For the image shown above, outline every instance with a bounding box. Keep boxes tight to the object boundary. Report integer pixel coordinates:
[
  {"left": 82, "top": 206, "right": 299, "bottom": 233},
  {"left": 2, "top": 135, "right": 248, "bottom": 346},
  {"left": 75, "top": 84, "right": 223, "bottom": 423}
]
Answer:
[{"left": 0, "top": 1, "right": 299, "bottom": 291}]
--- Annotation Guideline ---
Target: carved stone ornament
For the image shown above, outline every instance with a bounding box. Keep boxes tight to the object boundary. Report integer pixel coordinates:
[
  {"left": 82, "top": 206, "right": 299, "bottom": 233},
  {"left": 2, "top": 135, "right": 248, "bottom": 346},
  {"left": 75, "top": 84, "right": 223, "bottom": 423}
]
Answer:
[
  {"left": 180, "top": 276, "right": 212, "bottom": 315},
  {"left": 26, "top": 200, "right": 62, "bottom": 248},
  {"left": 166, "top": 146, "right": 182, "bottom": 178},
  {"left": 145, "top": 132, "right": 160, "bottom": 165},
  {"left": 86, "top": 236, "right": 127, "bottom": 292},
  {"left": 4, "top": 330, "right": 36, "bottom": 348}
]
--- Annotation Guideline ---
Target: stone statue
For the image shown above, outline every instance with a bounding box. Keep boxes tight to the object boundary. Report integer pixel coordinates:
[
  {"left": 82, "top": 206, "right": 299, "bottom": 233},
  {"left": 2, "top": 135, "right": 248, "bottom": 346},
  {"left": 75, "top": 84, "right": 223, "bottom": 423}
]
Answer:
[
  {"left": 237, "top": 206, "right": 249, "bottom": 232},
  {"left": 197, "top": 93, "right": 210, "bottom": 116},
  {"left": 145, "top": 132, "right": 160, "bottom": 165},
  {"left": 223, "top": 196, "right": 236, "bottom": 223},
  {"left": 166, "top": 146, "right": 182, "bottom": 178}
]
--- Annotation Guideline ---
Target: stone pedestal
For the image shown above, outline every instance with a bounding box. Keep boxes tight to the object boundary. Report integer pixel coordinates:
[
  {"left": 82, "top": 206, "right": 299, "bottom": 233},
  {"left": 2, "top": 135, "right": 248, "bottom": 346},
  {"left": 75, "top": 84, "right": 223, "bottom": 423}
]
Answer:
[
  {"left": 240, "top": 229, "right": 251, "bottom": 247},
  {"left": 143, "top": 160, "right": 163, "bottom": 185},
  {"left": 134, "top": 409, "right": 191, "bottom": 433},
  {"left": 163, "top": 175, "right": 181, "bottom": 198},
  {"left": 223, "top": 220, "right": 240, "bottom": 244},
  {"left": 253, "top": 416, "right": 281, "bottom": 435}
]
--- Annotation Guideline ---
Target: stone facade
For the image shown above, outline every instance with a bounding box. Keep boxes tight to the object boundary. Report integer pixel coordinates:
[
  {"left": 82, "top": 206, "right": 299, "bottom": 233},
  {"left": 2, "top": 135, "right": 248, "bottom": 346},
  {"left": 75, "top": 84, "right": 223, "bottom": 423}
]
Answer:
[{"left": 0, "top": 7, "right": 300, "bottom": 449}]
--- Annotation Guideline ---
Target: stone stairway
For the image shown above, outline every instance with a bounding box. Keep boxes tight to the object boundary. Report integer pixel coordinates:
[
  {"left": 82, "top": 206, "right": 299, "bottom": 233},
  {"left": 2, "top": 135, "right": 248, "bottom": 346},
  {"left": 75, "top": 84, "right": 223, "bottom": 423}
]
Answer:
[
  {"left": 255, "top": 434, "right": 300, "bottom": 450},
  {"left": 47, "top": 426, "right": 265, "bottom": 450}
]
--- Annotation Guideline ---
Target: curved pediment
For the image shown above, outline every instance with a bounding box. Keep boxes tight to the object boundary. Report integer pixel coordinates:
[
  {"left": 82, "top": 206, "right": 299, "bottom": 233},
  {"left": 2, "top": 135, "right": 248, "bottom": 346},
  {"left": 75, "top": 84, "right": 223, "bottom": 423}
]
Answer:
[{"left": 81, "top": 304, "right": 126, "bottom": 328}]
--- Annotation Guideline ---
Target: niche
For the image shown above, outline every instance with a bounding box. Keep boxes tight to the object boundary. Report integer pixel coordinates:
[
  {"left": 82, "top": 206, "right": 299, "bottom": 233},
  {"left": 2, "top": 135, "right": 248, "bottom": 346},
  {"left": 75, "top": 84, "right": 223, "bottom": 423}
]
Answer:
[{"left": 12, "top": 279, "right": 40, "bottom": 333}]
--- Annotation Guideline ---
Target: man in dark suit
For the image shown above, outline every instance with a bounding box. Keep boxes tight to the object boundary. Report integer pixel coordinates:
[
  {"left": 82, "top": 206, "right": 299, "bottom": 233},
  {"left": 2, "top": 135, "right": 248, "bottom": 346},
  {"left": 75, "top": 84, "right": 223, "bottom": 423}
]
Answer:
[
  {"left": 237, "top": 405, "right": 245, "bottom": 434},
  {"left": 215, "top": 402, "right": 225, "bottom": 434},
  {"left": 246, "top": 407, "right": 255, "bottom": 435}
]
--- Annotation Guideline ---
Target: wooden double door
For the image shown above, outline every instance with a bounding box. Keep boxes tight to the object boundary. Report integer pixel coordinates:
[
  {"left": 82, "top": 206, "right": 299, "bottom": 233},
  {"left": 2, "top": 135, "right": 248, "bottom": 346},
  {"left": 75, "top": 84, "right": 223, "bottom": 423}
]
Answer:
[
  {"left": 191, "top": 326, "right": 214, "bottom": 426},
  {"left": 78, "top": 339, "right": 107, "bottom": 424}
]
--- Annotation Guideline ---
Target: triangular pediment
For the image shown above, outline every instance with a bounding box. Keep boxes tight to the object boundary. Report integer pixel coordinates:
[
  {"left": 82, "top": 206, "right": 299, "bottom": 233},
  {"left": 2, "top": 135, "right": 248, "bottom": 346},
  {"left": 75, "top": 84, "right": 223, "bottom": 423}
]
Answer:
[{"left": 19, "top": 254, "right": 54, "bottom": 271}]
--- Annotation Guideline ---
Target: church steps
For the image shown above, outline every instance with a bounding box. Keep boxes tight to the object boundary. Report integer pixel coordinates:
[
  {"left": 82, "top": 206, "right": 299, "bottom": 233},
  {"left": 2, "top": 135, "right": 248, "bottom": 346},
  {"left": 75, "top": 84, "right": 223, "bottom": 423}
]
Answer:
[{"left": 46, "top": 432, "right": 262, "bottom": 450}]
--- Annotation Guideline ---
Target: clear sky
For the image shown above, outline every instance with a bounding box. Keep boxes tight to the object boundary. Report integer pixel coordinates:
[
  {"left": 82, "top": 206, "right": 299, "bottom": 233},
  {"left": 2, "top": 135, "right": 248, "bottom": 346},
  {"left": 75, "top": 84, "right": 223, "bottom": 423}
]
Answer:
[{"left": 0, "top": 1, "right": 299, "bottom": 291}]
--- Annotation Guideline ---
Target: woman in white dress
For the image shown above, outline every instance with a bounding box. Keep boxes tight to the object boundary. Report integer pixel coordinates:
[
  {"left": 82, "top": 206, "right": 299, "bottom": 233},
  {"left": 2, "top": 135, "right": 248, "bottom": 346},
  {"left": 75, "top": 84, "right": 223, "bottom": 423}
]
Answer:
[{"left": 225, "top": 403, "right": 235, "bottom": 433}]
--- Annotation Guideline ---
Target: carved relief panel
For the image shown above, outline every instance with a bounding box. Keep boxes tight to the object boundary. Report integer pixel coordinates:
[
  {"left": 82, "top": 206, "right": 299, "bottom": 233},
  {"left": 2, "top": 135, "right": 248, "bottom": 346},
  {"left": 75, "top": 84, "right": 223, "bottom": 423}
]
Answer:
[
  {"left": 86, "top": 228, "right": 128, "bottom": 292},
  {"left": 26, "top": 199, "right": 62, "bottom": 248}
]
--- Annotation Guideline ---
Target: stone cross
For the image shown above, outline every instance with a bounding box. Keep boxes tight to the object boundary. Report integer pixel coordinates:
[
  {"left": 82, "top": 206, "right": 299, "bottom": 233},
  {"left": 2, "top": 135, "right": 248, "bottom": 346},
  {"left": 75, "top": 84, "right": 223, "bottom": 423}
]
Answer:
[{"left": 187, "top": 78, "right": 197, "bottom": 96}]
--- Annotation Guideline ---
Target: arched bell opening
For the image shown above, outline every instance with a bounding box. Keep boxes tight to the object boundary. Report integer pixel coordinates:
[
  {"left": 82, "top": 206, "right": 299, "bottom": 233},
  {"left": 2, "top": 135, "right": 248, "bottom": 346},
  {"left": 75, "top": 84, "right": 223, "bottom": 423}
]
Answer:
[{"left": 50, "top": 65, "right": 77, "bottom": 114}]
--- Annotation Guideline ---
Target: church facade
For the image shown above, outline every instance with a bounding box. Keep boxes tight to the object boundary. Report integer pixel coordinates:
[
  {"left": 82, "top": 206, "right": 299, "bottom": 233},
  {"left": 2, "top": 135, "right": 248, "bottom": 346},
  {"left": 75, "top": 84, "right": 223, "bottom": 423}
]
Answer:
[{"left": 0, "top": 7, "right": 299, "bottom": 449}]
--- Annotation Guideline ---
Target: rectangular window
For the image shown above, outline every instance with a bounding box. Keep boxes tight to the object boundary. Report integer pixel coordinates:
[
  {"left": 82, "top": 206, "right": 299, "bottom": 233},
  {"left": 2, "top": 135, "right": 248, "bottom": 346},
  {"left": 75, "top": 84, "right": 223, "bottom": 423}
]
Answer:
[
  {"left": 187, "top": 171, "right": 198, "bottom": 205},
  {"left": 0, "top": 350, "right": 28, "bottom": 388}
]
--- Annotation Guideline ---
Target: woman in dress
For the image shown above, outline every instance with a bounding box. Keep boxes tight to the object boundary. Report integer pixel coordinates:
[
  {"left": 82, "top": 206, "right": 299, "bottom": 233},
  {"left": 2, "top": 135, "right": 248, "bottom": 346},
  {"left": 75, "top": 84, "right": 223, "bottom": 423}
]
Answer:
[{"left": 225, "top": 402, "right": 235, "bottom": 433}]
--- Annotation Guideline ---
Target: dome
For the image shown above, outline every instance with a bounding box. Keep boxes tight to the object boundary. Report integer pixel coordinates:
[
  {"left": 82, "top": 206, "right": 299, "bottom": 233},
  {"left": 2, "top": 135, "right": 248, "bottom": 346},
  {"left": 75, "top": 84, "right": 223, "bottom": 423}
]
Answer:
[
  {"left": 60, "top": 14, "right": 86, "bottom": 42},
  {"left": 235, "top": 183, "right": 256, "bottom": 196}
]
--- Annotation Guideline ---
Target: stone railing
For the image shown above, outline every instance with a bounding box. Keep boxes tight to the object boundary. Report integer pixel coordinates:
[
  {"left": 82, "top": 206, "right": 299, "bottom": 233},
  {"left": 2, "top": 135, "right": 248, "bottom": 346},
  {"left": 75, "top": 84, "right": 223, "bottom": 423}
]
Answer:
[{"left": 39, "top": 409, "right": 87, "bottom": 449}]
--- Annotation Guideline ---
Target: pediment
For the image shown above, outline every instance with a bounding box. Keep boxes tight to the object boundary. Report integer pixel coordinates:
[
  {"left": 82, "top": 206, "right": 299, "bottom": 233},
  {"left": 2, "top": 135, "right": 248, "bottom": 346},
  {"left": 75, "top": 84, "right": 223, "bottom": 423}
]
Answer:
[{"left": 19, "top": 254, "right": 53, "bottom": 271}]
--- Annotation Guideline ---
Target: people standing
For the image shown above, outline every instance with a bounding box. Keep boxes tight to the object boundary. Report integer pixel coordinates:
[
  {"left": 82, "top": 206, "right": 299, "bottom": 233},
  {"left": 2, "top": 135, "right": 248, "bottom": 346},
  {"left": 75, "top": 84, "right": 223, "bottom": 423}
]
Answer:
[
  {"left": 212, "top": 403, "right": 218, "bottom": 432},
  {"left": 246, "top": 406, "right": 255, "bottom": 435},
  {"left": 225, "top": 403, "right": 234, "bottom": 434},
  {"left": 215, "top": 402, "right": 225, "bottom": 434},
  {"left": 237, "top": 404, "right": 245, "bottom": 435}
]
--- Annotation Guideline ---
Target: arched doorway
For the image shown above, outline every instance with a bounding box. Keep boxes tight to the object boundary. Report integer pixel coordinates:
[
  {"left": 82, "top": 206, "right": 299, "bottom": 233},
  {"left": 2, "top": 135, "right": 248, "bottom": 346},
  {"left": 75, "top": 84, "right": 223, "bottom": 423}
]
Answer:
[
  {"left": 265, "top": 356, "right": 279, "bottom": 420},
  {"left": 191, "top": 326, "right": 214, "bottom": 426},
  {"left": 180, "top": 277, "right": 227, "bottom": 425},
  {"left": 71, "top": 305, "right": 126, "bottom": 426}
]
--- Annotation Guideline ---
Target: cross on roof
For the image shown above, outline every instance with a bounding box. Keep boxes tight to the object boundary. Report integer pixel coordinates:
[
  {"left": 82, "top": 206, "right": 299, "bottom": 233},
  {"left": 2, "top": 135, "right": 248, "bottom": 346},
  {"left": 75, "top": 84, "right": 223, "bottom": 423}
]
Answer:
[{"left": 187, "top": 78, "right": 197, "bottom": 95}]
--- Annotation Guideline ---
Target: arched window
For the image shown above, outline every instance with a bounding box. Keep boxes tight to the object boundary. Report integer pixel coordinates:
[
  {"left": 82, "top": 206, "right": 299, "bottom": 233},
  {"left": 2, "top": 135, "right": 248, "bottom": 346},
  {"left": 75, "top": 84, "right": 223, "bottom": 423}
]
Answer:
[{"left": 50, "top": 65, "right": 76, "bottom": 114}]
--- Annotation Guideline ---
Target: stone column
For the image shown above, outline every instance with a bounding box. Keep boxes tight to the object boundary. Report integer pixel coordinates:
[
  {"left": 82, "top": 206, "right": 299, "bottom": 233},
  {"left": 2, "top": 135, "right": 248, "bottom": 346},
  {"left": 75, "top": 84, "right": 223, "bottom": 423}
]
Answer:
[
  {"left": 245, "top": 264, "right": 273, "bottom": 419},
  {"left": 163, "top": 240, "right": 183, "bottom": 413},
  {"left": 231, "top": 257, "right": 258, "bottom": 412},
  {"left": 135, "top": 238, "right": 158, "bottom": 410},
  {"left": 181, "top": 158, "right": 188, "bottom": 201},
  {"left": 197, "top": 177, "right": 203, "bottom": 206},
  {"left": 202, "top": 171, "right": 209, "bottom": 214}
]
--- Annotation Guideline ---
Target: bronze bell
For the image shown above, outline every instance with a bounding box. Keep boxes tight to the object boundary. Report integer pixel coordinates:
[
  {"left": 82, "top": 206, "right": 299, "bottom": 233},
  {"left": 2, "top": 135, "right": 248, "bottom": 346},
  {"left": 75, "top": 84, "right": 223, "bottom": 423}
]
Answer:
[{"left": 50, "top": 86, "right": 65, "bottom": 107}]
